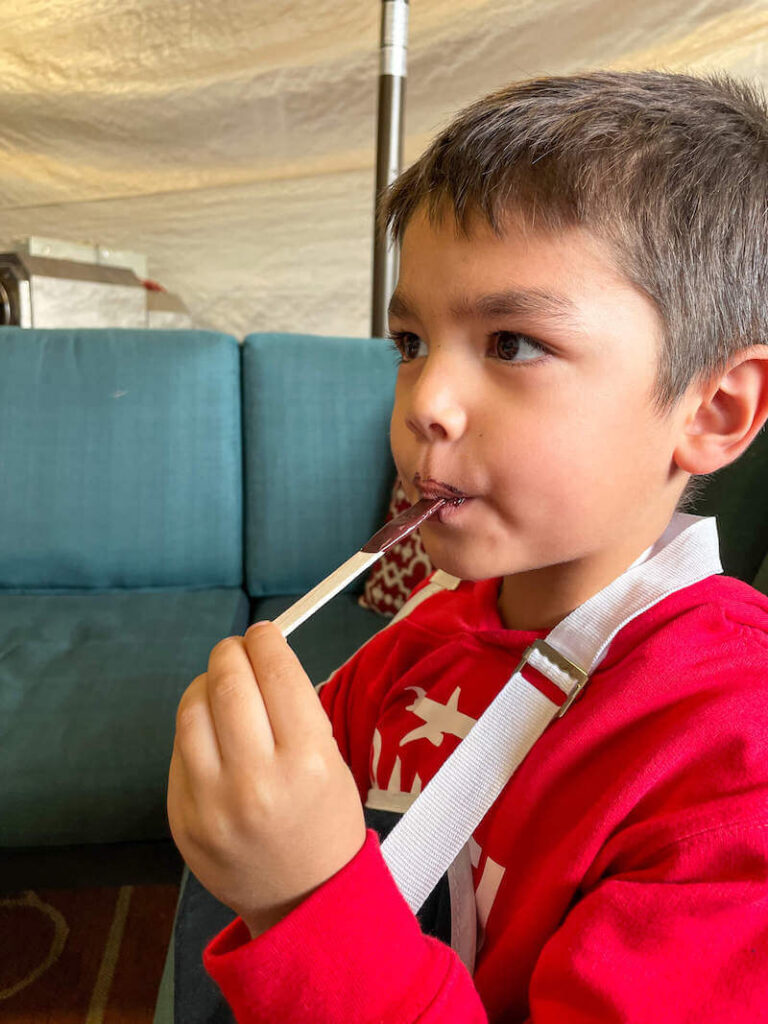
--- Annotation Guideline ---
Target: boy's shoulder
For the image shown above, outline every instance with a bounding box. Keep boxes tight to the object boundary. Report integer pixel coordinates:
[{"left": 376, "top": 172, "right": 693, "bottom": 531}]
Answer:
[
  {"left": 613, "top": 572, "right": 768, "bottom": 654},
  {"left": 591, "top": 574, "right": 768, "bottom": 725},
  {"left": 707, "top": 572, "right": 768, "bottom": 632}
]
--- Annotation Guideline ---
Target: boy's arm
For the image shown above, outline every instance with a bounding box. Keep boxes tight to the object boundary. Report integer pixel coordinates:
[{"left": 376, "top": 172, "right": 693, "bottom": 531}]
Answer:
[
  {"left": 203, "top": 580, "right": 490, "bottom": 1023},
  {"left": 203, "top": 825, "right": 489, "bottom": 1023}
]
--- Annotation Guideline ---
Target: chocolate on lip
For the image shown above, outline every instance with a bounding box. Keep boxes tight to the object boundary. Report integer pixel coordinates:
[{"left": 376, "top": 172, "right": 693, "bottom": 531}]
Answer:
[
  {"left": 420, "top": 490, "right": 470, "bottom": 514},
  {"left": 415, "top": 476, "right": 470, "bottom": 501},
  {"left": 421, "top": 490, "right": 468, "bottom": 504}
]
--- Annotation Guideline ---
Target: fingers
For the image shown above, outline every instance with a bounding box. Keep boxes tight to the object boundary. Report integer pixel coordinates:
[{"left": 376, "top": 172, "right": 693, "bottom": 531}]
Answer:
[
  {"left": 179, "top": 623, "right": 330, "bottom": 783},
  {"left": 173, "top": 674, "right": 222, "bottom": 783},
  {"left": 242, "top": 622, "right": 332, "bottom": 749},
  {"left": 205, "top": 635, "right": 276, "bottom": 767},
  {"left": 167, "top": 735, "right": 197, "bottom": 843}
]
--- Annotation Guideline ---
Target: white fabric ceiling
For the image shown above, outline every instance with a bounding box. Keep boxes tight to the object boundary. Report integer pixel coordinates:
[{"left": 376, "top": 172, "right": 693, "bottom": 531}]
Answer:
[{"left": 1, "top": 0, "right": 766, "bottom": 338}]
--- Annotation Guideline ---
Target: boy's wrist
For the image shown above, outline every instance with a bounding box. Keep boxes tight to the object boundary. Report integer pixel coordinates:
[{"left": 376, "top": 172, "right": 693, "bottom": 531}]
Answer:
[
  {"left": 242, "top": 896, "right": 306, "bottom": 941},
  {"left": 244, "top": 918, "right": 265, "bottom": 941},
  {"left": 240, "top": 909, "right": 282, "bottom": 937},
  {"left": 243, "top": 912, "right": 280, "bottom": 941}
]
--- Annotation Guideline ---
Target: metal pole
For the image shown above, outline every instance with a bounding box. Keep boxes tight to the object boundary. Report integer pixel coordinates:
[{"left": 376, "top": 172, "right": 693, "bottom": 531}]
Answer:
[{"left": 371, "top": 0, "right": 409, "bottom": 338}]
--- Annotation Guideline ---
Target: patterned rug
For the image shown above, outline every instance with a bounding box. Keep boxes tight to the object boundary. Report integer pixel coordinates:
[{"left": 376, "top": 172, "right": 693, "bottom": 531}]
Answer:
[{"left": 0, "top": 883, "right": 179, "bottom": 1022}]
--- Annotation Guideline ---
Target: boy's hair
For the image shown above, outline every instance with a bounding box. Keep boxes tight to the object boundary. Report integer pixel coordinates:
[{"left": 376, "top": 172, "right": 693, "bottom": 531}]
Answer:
[{"left": 380, "top": 69, "right": 768, "bottom": 512}]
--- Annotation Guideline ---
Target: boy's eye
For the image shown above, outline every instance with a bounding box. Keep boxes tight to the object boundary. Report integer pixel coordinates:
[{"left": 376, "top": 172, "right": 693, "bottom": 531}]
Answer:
[
  {"left": 387, "top": 330, "right": 424, "bottom": 361},
  {"left": 386, "top": 329, "right": 548, "bottom": 366},
  {"left": 493, "top": 330, "right": 548, "bottom": 363}
]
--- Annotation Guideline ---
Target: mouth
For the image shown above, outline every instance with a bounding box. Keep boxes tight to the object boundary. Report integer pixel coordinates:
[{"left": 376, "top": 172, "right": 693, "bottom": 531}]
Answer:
[
  {"left": 414, "top": 477, "right": 473, "bottom": 522},
  {"left": 414, "top": 477, "right": 470, "bottom": 504},
  {"left": 425, "top": 493, "right": 467, "bottom": 507}
]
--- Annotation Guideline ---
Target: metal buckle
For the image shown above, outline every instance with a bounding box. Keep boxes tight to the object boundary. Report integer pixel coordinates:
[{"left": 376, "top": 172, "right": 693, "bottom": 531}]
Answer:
[{"left": 518, "top": 639, "right": 590, "bottom": 718}]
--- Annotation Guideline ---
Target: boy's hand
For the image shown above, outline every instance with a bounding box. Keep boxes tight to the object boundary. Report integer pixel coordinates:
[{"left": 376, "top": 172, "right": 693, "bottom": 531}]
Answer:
[{"left": 167, "top": 621, "right": 367, "bottom": 939}]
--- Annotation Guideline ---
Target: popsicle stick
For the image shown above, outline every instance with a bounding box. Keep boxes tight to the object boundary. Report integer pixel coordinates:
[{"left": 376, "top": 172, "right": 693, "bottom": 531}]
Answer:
[{"left": 272, "top": 496, "right": 446, "bottom": 638}]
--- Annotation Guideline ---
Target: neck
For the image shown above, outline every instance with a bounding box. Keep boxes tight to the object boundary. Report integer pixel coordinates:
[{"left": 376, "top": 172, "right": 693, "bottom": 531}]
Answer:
[{"left": 496, "top": 513, "right": 675, "bottom": 632}]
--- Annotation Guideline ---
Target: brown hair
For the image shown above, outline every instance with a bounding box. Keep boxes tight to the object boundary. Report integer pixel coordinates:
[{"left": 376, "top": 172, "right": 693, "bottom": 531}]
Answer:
[{"left": 380, "top": 69, "right": 768, "bottom": 510}]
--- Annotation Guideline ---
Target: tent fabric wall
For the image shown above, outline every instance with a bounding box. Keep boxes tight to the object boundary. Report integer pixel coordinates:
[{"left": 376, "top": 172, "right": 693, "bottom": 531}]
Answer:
[{"left": 1, "top": 0, "right": 766, "bottom": 338}]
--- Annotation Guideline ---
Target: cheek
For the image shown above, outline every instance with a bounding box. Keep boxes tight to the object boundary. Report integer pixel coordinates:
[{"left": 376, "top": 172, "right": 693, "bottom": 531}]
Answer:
[
  {"left": 389, "top": 405, "right": 406, "bottom": 449},
  {"left": 487, "top": 404, "right": 619, "bottom": 504},
  {"left": 389, "top": 409, "right": 412, "bottom": 479},
  {"left": 533, "top": 407, "right": 662, "bottom": 507}
]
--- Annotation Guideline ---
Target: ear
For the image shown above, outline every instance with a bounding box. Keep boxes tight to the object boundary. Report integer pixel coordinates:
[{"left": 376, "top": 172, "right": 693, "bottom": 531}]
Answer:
[{"left": 673, "top": 345, "right": 768, "bottom": 475}]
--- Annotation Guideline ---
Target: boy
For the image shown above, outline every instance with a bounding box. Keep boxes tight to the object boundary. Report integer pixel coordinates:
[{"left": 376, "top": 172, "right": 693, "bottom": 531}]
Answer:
[{"left": 167, "top": 69, "right": 768, "bottom": 1022}]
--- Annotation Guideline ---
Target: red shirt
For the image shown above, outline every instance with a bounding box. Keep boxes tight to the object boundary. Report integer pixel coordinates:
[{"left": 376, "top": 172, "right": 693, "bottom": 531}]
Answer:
[{"left": 205, "top": 571, "right": 768, "bottom": 1022}]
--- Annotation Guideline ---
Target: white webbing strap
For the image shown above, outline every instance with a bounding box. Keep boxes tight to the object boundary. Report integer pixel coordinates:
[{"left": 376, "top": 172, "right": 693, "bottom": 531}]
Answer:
[
  {"left": 386, "top": 569, "right": 463, "bottom": 627},
  {"left": 380, "top": 512, "right": 723, "bottom": 915}
]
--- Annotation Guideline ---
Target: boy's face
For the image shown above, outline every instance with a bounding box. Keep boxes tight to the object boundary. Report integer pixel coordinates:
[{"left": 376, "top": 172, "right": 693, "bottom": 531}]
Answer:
[{"left": 388, "top": 203, "right": 693, "bottom": 631}]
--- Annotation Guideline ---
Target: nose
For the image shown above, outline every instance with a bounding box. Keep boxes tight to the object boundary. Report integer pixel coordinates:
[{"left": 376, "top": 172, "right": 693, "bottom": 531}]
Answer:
[{"left": 401, "top": 348, "right": 469, "bottom": 442}]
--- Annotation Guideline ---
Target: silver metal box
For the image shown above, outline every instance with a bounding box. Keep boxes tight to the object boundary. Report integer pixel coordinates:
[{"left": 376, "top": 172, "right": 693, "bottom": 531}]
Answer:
[{"left": 0, "top": 252, "right": 149, "bottom": 328}]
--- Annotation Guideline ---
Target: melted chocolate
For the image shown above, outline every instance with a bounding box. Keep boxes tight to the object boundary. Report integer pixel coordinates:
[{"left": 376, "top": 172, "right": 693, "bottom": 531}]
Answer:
[{"left": 361, "top": 496, "right": 447, "bottom": 554}]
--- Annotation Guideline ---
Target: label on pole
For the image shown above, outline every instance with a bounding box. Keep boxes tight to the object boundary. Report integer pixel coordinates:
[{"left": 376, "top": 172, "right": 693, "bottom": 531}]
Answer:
[{"left": 380, "top": 0, "right": 409, "bottom": 78}]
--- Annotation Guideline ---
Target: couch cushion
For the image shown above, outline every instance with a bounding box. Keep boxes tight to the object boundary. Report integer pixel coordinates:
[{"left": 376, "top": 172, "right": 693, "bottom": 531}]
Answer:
[
  {"left": 0, "top": 328, "right": 243, "bottom": 589},
  {"left": 242, "top": 333, "right": 397, "bottom": 597},
  {"left": 0, "top": 586, "right": 249, "bottom": 846}
]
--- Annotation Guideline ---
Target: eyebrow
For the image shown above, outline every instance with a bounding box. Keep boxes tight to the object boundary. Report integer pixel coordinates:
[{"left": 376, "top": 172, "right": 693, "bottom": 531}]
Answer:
[{"left": 388, "top": 288, "right": 587, "bottom": 334}]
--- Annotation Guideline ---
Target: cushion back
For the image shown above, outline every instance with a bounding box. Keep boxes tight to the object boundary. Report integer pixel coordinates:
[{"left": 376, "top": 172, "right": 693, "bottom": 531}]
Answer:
[
  {"left": 0, "top": 328, "right": 243, "bottom": 590},
  {"left": 242, "top": 333, "right": 397, "bottom": 597}
]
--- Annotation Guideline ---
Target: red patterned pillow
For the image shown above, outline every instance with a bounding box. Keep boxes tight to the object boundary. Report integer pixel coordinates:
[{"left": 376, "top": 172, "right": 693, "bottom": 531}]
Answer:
[{"left": 358, "top": 476, "right": 435, "bottom": 617}]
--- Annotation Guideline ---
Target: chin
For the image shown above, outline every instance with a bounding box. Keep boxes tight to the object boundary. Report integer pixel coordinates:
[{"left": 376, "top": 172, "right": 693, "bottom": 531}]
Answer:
[{"left": 421, "top": 544, "right": 494, "bottom": 583}]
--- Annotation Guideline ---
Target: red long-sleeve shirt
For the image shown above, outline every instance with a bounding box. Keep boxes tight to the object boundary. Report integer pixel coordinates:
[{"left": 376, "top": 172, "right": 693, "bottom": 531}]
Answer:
[{"left": 205, "top": 571, "right": 768, "bottom": 1022}]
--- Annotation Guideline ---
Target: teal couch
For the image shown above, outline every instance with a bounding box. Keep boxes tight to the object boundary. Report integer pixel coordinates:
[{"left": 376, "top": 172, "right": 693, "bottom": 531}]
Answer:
[
  {"left": 0, "top": 326, "right": 766, "bottom": 1021},
  {"left": 0, "top": 328, "right": 398, "bottom": 889}
]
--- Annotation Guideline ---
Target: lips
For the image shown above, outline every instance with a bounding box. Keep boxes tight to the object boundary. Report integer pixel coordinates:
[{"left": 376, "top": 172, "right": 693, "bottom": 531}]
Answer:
[{"left": 414, "top": 476, "right": 470, "bottom": 502}]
